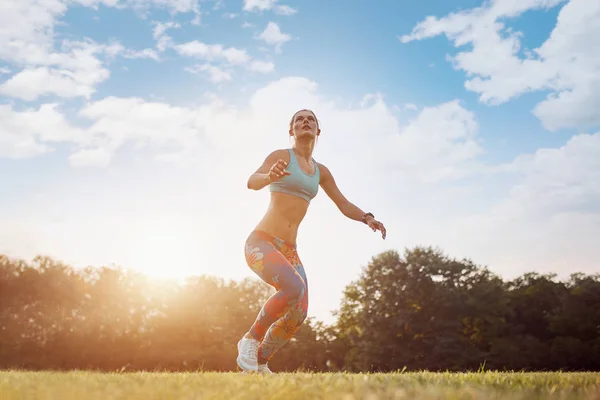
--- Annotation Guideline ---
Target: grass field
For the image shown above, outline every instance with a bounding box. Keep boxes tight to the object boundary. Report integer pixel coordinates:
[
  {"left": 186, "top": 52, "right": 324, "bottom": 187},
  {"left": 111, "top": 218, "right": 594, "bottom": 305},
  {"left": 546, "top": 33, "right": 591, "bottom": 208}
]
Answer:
[{"left": 1, "top": 370, "right": 599, "bottom": 399}]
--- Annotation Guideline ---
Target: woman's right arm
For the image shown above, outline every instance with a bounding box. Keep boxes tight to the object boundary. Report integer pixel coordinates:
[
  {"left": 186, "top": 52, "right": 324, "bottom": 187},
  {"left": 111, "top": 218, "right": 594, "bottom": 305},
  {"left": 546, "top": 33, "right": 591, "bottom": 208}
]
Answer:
[{"left": 247, "top": 149, "right": 290, "bottom": 190}]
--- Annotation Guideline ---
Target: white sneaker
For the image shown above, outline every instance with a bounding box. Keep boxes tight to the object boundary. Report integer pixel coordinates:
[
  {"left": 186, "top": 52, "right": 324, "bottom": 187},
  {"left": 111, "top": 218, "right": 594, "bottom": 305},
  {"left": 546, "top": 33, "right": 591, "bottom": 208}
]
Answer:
[
  {"left": 237, "top": 336, "right": 259, "bottom": 372},
  {"left": 257, "top": 363, "right": 273, "bottom": 374}
]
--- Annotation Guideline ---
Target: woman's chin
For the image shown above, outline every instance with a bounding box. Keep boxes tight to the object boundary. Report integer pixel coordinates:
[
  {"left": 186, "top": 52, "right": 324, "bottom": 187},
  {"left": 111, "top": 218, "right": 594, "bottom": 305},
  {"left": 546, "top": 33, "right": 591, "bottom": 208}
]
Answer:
[{"left": 295, "top": 132, "right": 316, "bottom": 141}]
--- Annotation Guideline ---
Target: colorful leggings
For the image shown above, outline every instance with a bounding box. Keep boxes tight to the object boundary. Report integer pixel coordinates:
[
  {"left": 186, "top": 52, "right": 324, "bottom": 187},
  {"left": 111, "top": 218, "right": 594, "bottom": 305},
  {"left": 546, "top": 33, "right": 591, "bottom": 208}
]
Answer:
[{"left": 244, "top": 230, "right": 308, "bottom": 364}]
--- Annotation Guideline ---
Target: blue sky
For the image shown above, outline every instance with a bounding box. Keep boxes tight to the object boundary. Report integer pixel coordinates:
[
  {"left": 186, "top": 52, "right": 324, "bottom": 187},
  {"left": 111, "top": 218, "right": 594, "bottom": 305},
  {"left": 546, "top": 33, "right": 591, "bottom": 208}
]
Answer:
[
  {"left": 43, "top": 0, "right": 571, "bottom": 157},
  {"left": 1, "top": 0, "right": 599, "bottom": 324}
]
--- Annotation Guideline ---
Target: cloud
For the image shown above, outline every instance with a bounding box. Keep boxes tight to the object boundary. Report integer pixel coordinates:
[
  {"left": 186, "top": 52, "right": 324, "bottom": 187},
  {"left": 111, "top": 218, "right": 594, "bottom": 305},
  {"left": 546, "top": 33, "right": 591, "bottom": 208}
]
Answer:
[
  {"left": 248, "top": 60, "right": 275, "bottom": 74},
  {"left": 243, "top": 0, "right": 296, "bottom": 15},
  {"left": 0, "top": 103, "right": 83, "bottom": 158},
  {"left": 0, "top": 95, "right": 212, "bottom": 165},
  {"left": 499, "top": 133, "right": 600, "bottom": 217},
  {"left": 0, "top": 0, "right": 177, "bottom": 101},
  {"left": 76, "top": 0, "right": 201, "bottom": 16},
  {"left": 124, "top": 0, "right": 199, "bottom": 14},
  {"left": 379, "top": 100, "right": 483, "bottom": 183},
  {"left": 448, "top": 131, "right": 600, "bottom": 278},
  {"left": 174, "top": 40, "right": 274, "bottom": 81},
  {"left": 105, "top": 42, "right": 160, "bottom": 61},
  {"left": 0, "top": 66, "right": 102, "bottom": 101},
  {"left": 69, "top": 147, "right": 113, "bottom": 168},
  {"left": 0, "top": 0, "right": 112, "bottom": 101},
  {"left": 152, "top": 21, "right": 181, "bottom": 52},
  {"left": 1, "top": 76, "right": 483, "bottom": 178},
  {"left": 185, "top": 63, "right": 232, "bottom": 83},
  {"left": 400, "top": 0, "right": 600, "bottom": 131},
  {"left": 257, "top": 22, "right": 291, "bottom": 52},
  {"left": 0, "top": 39, "right": 161, "bottom": 101},
  {"left": 74, "top": 96, "right": 216, "bottom": 165},
  {"left": 175, "top": 41, "right": 251, "bottom": 64},
  {"left": 274, "top": 5, "right": 296, "bottom": 15}
]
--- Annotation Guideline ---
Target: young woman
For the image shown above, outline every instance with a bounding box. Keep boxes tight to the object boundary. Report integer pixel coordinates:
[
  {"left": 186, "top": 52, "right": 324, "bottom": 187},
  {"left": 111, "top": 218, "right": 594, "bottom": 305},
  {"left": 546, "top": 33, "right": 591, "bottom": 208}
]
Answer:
[{"left": 237, "top": 109, "right": 387, "bottom": 373}]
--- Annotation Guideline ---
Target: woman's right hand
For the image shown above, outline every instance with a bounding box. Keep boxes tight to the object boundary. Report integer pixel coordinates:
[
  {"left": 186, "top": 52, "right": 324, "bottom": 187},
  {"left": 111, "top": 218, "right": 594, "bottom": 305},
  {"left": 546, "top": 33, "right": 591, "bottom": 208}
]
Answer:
[{"left": 268, "top": 159, "right": 291, "bottom": 182}]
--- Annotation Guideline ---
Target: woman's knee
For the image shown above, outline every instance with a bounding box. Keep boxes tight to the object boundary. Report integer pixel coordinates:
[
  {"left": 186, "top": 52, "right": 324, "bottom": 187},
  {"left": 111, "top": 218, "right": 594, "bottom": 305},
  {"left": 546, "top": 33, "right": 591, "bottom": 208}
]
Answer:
[{"left": 287, "top": 276, "right": 306, "bottom": 304}]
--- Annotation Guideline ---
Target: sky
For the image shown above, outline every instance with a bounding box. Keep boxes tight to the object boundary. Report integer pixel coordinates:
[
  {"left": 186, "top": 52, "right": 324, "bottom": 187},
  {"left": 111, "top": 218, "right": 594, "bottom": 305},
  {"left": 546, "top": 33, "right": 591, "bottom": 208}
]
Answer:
[{"left": 1, "top": 0, "right": 599, "bottom": 325}]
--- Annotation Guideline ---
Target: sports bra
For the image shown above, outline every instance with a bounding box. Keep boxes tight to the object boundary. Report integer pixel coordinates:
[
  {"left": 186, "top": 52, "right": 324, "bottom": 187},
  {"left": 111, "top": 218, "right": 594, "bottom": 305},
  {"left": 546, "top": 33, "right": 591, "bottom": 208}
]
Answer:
[{"left": 269, "top": 148, "right": 320, "bottom": 203}]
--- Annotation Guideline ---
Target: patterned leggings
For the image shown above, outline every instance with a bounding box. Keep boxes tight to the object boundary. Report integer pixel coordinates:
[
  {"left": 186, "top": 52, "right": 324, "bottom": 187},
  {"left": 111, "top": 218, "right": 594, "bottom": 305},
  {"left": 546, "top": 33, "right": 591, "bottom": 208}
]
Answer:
[{"left": 244, "top": 230, "right": 308, "bottom": 364}]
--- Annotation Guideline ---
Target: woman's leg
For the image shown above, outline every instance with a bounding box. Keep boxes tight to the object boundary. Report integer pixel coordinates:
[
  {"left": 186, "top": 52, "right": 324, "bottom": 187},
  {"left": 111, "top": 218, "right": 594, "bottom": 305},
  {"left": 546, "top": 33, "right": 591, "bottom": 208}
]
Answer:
[
  {"left": 257, "top": 259, "right": 308, "bottom": 364},
  {"left": 244, "top": 231, "right": 307, "bottom": 341},
  {"left": 238, "top": 231, "right": 307, "bottom": 371}
]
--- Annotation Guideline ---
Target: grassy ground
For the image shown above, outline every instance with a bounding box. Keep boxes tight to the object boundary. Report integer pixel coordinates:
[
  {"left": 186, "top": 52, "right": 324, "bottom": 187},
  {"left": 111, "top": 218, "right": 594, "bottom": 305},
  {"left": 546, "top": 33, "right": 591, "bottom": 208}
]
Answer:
[{"left": 1, "top": 370, "right": 599, "bottom": 399}]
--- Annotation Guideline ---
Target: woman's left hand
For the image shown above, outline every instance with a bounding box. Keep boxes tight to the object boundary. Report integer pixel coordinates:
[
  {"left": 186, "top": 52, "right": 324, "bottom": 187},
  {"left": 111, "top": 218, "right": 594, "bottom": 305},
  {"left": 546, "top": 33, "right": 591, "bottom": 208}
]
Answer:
[{"left": 366, "top": 217, "right": 386, "bottom": 240}]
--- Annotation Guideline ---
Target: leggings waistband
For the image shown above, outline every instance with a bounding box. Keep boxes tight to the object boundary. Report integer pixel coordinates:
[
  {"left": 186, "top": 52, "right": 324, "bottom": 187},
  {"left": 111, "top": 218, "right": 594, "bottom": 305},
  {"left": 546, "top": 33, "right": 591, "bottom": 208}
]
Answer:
[{"left": 248, "top": 230, "right": 297, "bottom": 249}]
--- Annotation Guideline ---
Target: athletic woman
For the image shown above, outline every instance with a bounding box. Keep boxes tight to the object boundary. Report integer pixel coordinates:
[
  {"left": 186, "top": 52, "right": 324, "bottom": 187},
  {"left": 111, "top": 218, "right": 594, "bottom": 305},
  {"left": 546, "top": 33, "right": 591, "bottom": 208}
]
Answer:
[{"left": 237, "top": 109, "right": 387, "bottom": 373}]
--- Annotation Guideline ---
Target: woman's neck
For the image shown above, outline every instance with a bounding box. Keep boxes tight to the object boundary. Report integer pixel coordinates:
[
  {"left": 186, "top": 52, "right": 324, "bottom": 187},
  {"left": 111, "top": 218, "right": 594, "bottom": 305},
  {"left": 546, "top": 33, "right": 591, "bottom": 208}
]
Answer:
[{"left": 292, "top": 142, "right": 314, "bottom": 161}]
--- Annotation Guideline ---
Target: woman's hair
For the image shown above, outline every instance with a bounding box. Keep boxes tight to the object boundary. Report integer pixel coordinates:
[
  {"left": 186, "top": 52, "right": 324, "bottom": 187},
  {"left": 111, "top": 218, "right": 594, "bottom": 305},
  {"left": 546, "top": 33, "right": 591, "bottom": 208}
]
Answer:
[{"left": 289, "top": 109, "right": 319, "bottom": 131}]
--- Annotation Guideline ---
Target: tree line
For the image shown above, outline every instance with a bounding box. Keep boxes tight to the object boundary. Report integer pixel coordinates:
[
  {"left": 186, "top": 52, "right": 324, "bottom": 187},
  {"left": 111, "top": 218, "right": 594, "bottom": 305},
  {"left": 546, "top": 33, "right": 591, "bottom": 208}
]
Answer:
[{"left": 1, "top": 247, "right": 599, "bottom": 372}]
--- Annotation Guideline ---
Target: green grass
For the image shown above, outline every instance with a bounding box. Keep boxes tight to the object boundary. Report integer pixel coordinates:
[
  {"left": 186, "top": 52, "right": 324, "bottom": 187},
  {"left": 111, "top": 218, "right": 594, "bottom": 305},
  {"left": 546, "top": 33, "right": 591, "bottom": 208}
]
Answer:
[{"left": 1, "top": 371, "right": 599, "bottom": 399}]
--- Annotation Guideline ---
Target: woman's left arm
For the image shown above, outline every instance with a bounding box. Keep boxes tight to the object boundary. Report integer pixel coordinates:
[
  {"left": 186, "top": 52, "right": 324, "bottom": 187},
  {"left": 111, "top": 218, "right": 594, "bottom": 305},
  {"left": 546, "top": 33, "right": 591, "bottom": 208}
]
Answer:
[{"left": 319, "top": 163, "right": 386, "bottom": 239}]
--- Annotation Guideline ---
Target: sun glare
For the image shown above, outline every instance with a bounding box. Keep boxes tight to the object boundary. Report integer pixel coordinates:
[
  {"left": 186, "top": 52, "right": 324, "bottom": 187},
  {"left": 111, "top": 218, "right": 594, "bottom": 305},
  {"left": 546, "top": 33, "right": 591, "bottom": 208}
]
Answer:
[{"left": 125, "top": 222, "right": 203, "bottom": 281}]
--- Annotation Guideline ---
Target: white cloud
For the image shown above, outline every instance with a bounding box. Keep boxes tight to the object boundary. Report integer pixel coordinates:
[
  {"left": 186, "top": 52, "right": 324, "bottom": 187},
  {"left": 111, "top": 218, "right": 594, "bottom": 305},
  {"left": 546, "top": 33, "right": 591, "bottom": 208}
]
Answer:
[
  {"left": 0, "top": 39, "right": 161, "bottom": 101},
  {"left": 379, "top": 100, "right": 483, "bottom": 183},
  {"left": 75, "top": 0, "right": 201, "bottom": 15},
  {"left": 75, "top": 96, "right": 213, "bottom": 162},
  {"left": 400, "top": 0, "right": 600, "bottom": 131},
  {"left": 105, "top": 40, "right": 160, "bottom": 61},
  {"left": 0, "top": 103, "right": 83, "bottom": 158},
  {"left": 248, "top": 60, "right": 275, "bottom": 74},
  {"left": 175, "top": 40, "right": 274, "bottom": 80},
  {"left": 448, "top": 131, "right": 600, "bottom": 278},
  {"left": 185, "top": 63, "right": 232, "bottom": 83},
  {"left": 257, "top": 22, "right": 291, "bottom": 52},
  {"left": 152, "top": 21, "right": 181, "bottom": 52},
  {"left": 0, "top": 67, "right": 100, "bottom": 100},
  {"left": 275, "top": 5, "right": 296, "bottom": 15},
  {"left": 0, "top": 0, "right": 173, "bottom": 101},
  {"left": 0, "top": 67, "right": 11, "bottom": 74},
  {"left": 125, "top": 0, "right": 199, "bottom": 14},
  {"left": 125, "top": 48, "right": 160, "bottom": 60},
  {"left": 1, "top": 94, "right": 213, "bottom": 165},
  {"left": 175, "top": 41, "right": 251, "bottom": 64},
  {"left": 153, "top": 21, "right": 180, "bottom": 39},
  {"left": 0, "top": 0, "right": 67, "bottom": 66},
  {"left": 499, "top": 132, "right": 600, "bottom": 217},
  {"left": 69, "top": 147, "right": 113, "bottom": 167},
  {"left": 243, "top": 0, "right": 296, "bottom": 15}
]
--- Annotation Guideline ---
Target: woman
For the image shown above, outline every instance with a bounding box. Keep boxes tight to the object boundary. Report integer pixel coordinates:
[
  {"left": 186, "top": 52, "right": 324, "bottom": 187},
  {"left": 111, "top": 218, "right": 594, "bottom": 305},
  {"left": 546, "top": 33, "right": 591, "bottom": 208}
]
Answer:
[{"left": 237, "top": 109, "right": 387, "bottom": 373}]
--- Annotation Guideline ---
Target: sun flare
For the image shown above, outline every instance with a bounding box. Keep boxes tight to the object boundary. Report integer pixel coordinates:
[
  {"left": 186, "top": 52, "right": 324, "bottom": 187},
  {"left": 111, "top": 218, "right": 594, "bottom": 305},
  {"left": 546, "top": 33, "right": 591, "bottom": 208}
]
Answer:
[{"left": 125, "top": 220, "right": 204, "bottom": 281}]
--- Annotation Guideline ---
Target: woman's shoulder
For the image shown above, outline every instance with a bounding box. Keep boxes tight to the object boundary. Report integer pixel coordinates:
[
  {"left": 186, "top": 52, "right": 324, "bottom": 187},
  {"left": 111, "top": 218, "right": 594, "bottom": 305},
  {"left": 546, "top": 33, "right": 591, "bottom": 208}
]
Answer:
[
  {"left": 315, "top": 160, "right": 329, "bottom": 172},
  {"left": 262, "top": 148, "right": 292, "bottom": 164}
]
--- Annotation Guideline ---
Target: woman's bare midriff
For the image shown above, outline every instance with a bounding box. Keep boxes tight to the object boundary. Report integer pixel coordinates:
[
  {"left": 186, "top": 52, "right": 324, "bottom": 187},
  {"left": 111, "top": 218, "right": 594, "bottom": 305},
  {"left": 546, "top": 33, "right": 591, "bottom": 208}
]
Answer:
[{"left": 253, "top": 192, "right": 311, "bottom": 245}]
